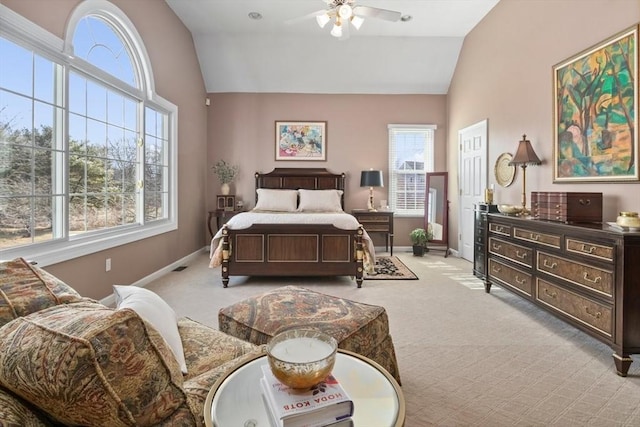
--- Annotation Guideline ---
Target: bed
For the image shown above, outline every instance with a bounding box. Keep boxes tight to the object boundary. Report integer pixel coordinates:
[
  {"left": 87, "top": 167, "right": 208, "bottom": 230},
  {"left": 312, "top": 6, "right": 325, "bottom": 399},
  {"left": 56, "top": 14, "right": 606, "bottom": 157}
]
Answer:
[{"left": 209, "top": 168, "right": 373, "bottom": 288}]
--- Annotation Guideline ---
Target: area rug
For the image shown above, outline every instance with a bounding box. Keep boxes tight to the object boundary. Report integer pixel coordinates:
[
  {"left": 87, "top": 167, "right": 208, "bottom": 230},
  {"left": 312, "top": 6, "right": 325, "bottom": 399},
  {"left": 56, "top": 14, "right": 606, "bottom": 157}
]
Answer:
[{"left": 365, "top": 256, "right": 418, "bottom": 280}]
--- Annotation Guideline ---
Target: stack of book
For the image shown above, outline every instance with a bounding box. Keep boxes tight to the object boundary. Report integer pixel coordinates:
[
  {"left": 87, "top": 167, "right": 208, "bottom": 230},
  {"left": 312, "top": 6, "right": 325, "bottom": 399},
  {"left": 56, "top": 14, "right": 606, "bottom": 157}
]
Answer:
[{"left": 260, "top": 365, "right": 354, "bottom": 427}]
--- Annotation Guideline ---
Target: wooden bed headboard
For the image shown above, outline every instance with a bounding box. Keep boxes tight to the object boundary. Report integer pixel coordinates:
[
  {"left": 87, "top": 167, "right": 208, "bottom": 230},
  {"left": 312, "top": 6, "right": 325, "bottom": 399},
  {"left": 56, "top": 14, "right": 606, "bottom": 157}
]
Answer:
[{"left": 254, "top": 168, "right": 346, "bottom": 206}]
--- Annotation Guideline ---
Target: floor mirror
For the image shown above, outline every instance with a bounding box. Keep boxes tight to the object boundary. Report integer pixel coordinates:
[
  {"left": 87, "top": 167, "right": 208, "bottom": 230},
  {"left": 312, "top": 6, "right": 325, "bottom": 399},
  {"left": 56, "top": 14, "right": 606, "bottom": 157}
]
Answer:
[{"left": 424, "top": 172, "right": 449, "bottom": 257}]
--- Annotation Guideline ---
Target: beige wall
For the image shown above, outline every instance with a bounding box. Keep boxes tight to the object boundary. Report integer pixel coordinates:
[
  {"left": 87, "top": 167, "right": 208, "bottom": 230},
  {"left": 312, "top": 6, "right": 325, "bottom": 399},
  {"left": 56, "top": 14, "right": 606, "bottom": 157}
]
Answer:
[
  {"left": 207, "top": 93, "right": 447, "bottom": 246},
  {"left": 448, "top": 0, "right": 640, "bottom": 247},
  {"left": 3, "top": 0, "right": 208, "bottom": 299}
]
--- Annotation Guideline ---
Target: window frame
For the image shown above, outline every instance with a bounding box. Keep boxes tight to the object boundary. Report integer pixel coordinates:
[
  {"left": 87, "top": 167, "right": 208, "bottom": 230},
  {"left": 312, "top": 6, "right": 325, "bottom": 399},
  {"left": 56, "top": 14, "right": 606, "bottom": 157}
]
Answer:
[
  {"left": 387, "top": 124, "right": 436, "bottom": 218},
  {"left": 0, "top": 2, "right": 177, "bottom": 267}
]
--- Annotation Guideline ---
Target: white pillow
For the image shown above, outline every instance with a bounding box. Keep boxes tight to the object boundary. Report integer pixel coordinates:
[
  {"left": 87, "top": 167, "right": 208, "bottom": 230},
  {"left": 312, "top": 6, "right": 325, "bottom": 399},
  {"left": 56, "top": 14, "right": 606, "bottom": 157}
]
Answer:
[
  {"left": 297, "top": 189, "right": 344, "bottom": 212},
  {"left": 113, "top": 285, "right": 188, "bottom": 374},
  {"left": 254, "top": 189, "right": 298, "bottom": 212}
]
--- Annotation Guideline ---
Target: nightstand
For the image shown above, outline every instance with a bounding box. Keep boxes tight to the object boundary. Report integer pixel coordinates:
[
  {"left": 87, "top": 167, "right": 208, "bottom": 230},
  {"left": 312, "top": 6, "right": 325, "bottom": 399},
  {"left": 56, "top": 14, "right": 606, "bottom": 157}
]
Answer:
[
  {"left": 207, "top": 210, "right": 244, "bottom": 237},
  {"left": 351, "top": 210, "right": 394, "bottom": 255}
]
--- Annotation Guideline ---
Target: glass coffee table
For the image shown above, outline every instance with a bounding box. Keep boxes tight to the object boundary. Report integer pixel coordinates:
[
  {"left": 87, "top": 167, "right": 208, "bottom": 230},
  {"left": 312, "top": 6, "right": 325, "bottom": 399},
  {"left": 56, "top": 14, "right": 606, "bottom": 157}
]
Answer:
[{"left": 204, "top": 349, "right": 405, "bottom": 427}]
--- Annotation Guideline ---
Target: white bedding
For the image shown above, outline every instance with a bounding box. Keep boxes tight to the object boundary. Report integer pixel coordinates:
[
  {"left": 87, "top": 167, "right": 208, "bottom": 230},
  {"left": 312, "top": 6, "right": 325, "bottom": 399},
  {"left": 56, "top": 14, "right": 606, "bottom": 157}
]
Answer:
[{"left": 209, "top": 210, "right": 375, "bottom": 270}]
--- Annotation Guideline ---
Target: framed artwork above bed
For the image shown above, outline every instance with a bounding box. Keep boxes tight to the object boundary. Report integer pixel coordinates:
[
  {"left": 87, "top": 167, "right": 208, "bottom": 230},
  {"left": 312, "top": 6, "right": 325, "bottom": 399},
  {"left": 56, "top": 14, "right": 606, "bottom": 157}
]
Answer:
[{"left": 275, "top": 121, "right": 327, "bottom": 161}]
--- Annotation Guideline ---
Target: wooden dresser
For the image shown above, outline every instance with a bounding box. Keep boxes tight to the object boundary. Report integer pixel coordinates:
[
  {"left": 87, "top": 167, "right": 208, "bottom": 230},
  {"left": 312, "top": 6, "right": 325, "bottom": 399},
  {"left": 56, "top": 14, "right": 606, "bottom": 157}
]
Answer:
[
  {"left": 483, "top": 214, "right": 640, "bottom": 376},
  {"left": 473, "top": 203, "right": 498, "bottom": 280}
]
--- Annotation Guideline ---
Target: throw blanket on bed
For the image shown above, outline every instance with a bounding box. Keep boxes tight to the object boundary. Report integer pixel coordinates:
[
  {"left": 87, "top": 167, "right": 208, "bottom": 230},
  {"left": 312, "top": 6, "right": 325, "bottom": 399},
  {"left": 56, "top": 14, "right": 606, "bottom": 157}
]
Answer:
[{"left": 209, "top": 211, "right": 375, "bottom": 273}]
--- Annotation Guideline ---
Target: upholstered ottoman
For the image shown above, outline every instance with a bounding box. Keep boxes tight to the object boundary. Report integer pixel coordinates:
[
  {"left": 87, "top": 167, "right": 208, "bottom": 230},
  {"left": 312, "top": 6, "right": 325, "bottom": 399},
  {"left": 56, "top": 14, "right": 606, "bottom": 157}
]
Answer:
[{"left": 218, "top": 285, "right": 401, "bottom": 384}]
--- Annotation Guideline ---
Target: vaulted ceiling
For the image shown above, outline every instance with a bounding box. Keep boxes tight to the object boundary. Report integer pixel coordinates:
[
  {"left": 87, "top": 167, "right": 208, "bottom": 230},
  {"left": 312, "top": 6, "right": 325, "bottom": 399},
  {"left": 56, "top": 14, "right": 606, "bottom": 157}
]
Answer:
[{"left": 165, "top": 0, "right": 500, "bottom": 94}]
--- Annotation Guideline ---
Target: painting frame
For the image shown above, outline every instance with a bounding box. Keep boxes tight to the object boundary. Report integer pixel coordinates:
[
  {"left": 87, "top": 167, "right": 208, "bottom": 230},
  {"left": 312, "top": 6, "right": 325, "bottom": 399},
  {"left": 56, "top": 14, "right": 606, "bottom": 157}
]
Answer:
[
  {"left": 275, "top": 121, "right": 327, "bottom": 161},
  {"left": 553, "top": 25, "right": 638, "bottom": 182}
]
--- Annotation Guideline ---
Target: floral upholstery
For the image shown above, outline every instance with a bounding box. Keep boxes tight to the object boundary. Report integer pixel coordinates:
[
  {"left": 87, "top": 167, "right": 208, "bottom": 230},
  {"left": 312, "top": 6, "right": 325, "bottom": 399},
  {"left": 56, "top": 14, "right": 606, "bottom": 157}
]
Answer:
[
  {"left": 218, "top": 285, "right": 401, "bottom": 384},
  {"left": 0, "top": 387, "right": 52, "bottom": 427},
  {"left": 179, "top": 317, "right": 260, "bottom": 380},
  {"left": 0, "top": 257, "right": 266, "bottom": 426},
  {"left": 0, "top": 257, "right": 92, "bottom": 328},
  {"left": 177, "top": 317, "right": 265, "bottom": 425},
  {"left": 0, "top": 301, "right": 194, "bottom": 426}
]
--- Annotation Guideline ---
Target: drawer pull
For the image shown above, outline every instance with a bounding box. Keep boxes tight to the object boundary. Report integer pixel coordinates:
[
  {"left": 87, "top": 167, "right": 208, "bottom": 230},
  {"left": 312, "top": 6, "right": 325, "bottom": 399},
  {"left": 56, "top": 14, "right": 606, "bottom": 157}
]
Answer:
[
  {"left": 585, "top": 307, "right": 602, "bottom": 319},
  {"left": 583, "top": 272, "right": 602, "bottom": 284},
  {"left": 492, "top": 243, "right": 502, "bottom": 251},
  {"left": 495, "top": 226, "right": 505, "bottom": 233},
  {"left": 543, "top": 259, "right": 558, "bottom": 269},
  {"left": 515, "top": 275, "right": 527, "bottom": 285},
  {"left": 530, "top": 233, "right": 540, "bottom": 241},
  {"left": 579, "top": 199, "right": 591, "bottom": 206},
  {"left": 543, "top": 288, "right": 557, "bottom": 299},
  {"left": 516, "top": 250, "right": 527, "bottom": 259},
  {"left": 492, "top": 265, "right": 502, "bottom": 273},
  {"left": 581, "top": 244, "right": 596, "bottom": 254}
]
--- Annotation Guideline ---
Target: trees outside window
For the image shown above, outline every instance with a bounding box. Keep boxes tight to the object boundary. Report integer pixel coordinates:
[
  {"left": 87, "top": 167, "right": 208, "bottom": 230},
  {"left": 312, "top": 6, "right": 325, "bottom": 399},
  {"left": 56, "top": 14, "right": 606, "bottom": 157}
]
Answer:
[{"left": 0, "top": 1, "right": 176, "bottom": 265}]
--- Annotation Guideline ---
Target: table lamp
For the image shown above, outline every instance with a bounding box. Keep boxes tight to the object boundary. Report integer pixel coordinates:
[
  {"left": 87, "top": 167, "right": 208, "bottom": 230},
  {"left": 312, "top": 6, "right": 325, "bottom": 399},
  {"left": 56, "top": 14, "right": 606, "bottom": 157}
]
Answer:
[
  {"left": 508, "top": 134, "right": 542, "bottom": 215},
  {"left": 360, "top": 169, "right": 383, "bottom": 211}
]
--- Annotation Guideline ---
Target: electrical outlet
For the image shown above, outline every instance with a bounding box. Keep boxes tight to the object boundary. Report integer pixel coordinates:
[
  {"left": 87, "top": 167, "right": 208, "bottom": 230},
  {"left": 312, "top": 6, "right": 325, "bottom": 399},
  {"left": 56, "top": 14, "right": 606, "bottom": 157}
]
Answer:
[{"left": 105, "top": 258, "right": 111, "bottom": 272}]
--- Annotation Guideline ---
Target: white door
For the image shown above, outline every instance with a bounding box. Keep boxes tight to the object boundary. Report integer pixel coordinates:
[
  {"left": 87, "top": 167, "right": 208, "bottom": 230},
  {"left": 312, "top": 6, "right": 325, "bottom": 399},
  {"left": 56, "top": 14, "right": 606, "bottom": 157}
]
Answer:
[{"left": 458, "top": 120, "right": 487, "bottom": 262}]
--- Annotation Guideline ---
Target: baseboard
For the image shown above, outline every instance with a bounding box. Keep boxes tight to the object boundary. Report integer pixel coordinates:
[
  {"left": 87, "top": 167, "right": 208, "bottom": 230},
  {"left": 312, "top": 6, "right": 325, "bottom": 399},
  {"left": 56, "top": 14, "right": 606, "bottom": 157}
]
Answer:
[{"left": 99, "top": 248, "right": 207, "bottom": 307}]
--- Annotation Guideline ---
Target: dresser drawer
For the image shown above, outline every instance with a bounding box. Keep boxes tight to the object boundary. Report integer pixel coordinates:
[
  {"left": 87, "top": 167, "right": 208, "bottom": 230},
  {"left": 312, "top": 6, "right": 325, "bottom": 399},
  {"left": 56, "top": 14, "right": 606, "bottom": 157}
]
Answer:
[
  {"left": 536, "top": 279, "right": 612, "bottom": 337},
  {"left": 488, "top": 258, "right": 532, "bottom": 296},
  {"left": 513, "top": 227, "right": 561, "bottom": 249},
  {"left": 474, "top": 248, "right": 485, "bottom": 276},
  {"left": 360, "top": 223, "right": 391, "bottom": 232},
  {"left": 565, "top": 238, "right": 614, "bottom": 263},
  {"left": 537, "top": 252, "right": 613, "bottom": 299},
  {"left": 488, "top": 237, "right": 533, "bottom": 268},
  {"left": 488, "top": 222, "right": 511, "bottom": 236}
]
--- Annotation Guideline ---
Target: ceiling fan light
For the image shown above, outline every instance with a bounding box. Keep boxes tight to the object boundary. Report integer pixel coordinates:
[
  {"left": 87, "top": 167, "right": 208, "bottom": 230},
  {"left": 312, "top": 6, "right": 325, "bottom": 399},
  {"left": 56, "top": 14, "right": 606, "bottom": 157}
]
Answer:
[
  {"left": 316, "top": 13, "right": 331, "bottom": 28},
  {"left": 350, "top": 15, "right": 364, "bottom": 30},
  {"left": 330, "top": 22, "right": 343, "bottom": 37},
  {"left": 338, "top": 4, "right": 353, "bottom": 19}
]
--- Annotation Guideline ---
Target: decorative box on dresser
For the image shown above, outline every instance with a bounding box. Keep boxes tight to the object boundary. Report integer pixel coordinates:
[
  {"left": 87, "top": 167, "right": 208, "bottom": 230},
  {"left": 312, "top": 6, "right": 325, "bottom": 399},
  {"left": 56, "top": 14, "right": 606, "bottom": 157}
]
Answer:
[
  {"left": 473, "top": 203, "right": 498, "bottom": 280},
  {"left": 483, "top": 214, "right": 640, "bottom": 376}
]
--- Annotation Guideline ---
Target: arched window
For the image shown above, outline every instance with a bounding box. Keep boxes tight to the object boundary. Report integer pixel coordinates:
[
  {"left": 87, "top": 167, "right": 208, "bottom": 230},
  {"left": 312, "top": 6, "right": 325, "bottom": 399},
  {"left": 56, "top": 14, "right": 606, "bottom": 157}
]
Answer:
[
  {"left": 72, "top": 15, "right": 137, "bottom": 87},
  {"left": 0, "top": 0, "right": 177, "bottom": 266}
]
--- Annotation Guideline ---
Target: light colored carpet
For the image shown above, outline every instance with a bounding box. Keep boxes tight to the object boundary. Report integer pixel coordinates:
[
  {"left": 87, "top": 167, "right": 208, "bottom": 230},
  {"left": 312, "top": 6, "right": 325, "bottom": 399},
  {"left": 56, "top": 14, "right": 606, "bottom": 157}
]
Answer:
[{"left": 146, "top": 250, "right": 640, "bottom": 426}]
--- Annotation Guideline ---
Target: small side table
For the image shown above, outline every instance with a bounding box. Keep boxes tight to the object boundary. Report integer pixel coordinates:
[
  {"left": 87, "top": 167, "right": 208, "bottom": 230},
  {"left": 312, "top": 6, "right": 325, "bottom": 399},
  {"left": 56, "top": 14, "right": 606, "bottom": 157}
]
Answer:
[
  {"left": 204, "top": 350, "right": 405, "bottom": 427},
  {"left": 351, "top": 210, "right": 394, "bottom": 255},
  {"left": 207, "top": 210, "right": 244, "bottom": 237}
]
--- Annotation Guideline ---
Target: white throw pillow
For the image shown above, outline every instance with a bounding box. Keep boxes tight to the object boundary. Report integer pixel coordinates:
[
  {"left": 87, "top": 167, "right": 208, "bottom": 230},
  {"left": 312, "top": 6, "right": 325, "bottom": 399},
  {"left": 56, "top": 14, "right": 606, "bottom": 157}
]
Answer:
[
  {"left": 254, "top": 188, "right": 299, "bottom": 212},
  {"left": 113, "top": 285, "right": 188, "bottom": 374},
  {"left": 297, "top": 189, "right": 344, "bottom": 212}
]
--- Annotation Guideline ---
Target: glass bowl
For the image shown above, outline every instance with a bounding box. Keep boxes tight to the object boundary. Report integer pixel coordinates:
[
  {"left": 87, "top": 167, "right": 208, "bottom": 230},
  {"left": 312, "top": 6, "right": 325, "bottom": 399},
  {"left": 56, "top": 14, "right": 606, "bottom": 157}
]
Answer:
[
  {"left": 498, "top": 204, "right": 523, "bottom": 215},
  {"left": 266, "top": 329, "right": 337, "bottom": 390}
]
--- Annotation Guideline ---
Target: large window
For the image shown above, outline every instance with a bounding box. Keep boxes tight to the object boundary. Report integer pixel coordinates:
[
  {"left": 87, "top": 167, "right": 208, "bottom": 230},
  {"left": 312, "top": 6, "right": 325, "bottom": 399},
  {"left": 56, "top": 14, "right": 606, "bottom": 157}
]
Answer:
[
  {"left": 0, "top": 2, "right": 176, "bottom": 266},
  {"left": 387, "top": 124, "right": 436, "bottom": 216}
]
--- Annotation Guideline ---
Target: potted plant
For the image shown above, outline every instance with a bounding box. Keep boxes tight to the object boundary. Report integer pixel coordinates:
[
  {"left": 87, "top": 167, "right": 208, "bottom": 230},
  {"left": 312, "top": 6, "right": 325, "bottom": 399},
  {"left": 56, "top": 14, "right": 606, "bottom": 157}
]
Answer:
[
  {"left": 211, "top": 160, "right": 239, "bottom": 195},
  {"left": 410, "top": 227, "right": 433, "bottom": 256}
]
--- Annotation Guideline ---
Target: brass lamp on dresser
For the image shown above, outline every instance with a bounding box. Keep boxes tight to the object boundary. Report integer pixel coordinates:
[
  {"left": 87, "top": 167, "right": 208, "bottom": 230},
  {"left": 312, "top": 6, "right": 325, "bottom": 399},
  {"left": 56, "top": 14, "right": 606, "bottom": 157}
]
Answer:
[{"left": 482, "top": 214, "right": 640, "bottom": 376}]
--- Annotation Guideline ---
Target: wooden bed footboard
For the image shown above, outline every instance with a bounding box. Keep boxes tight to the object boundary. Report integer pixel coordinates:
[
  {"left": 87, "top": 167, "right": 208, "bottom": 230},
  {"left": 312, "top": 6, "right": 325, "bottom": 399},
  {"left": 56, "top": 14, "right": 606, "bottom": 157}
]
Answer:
[{"left": 220, "top": 224, "right": 365, "bottom": 288}]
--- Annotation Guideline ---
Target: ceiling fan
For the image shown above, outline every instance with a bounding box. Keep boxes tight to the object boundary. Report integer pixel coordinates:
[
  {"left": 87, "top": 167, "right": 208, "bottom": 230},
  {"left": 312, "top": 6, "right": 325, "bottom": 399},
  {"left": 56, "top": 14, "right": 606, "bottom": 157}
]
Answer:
[{"left": 288, "top": 0, "right": 402, "bottom": 39}]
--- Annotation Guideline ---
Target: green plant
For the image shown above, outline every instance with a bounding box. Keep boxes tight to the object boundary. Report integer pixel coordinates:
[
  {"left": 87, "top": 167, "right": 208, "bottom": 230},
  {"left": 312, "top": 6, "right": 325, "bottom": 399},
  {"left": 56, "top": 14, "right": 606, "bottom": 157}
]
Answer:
[
  {"left": 410, "top": 226, "right": 434, "bottom": 246},
  {"left": 410, "top": 228, "right": 430, "bottom": 247},
  {"left": 211, "top": 160, "right": 239, "bottom": 184}
]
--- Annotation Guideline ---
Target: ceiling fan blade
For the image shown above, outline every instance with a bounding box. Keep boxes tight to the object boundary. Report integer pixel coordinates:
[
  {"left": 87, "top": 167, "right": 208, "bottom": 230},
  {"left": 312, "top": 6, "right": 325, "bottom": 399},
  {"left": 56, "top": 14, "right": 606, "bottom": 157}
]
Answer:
[
  {"left": 353, "top": 5, "right": 402, "bottom": 22},
  {"left": 284, "top": 9, "right": 330, "bottom": 25}
]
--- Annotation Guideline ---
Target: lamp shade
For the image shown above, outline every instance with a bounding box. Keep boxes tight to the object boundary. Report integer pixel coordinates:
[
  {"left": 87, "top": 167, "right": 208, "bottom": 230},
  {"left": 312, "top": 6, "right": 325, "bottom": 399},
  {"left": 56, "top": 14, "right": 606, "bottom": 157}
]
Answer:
[
  {"left": 360, "top": 170, "right": 383, "bottom": 187},
  {"left": 509, "top": 134, "right": 542, "bottom": 166}
]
